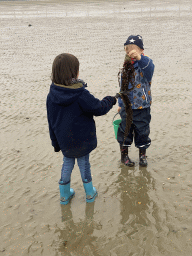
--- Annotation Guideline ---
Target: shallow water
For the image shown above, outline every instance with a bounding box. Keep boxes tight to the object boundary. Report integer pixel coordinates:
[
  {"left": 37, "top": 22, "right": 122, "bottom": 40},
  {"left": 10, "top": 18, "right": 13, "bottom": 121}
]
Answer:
[{"left": 0, "top": 0, "right": 192, "bottom": 255}]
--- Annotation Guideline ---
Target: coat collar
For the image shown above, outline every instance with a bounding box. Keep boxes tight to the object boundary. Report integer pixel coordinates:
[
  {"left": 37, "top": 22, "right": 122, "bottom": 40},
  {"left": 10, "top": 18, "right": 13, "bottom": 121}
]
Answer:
[{"left": 55, "top": 83, "right": 83, "bottom": 89}]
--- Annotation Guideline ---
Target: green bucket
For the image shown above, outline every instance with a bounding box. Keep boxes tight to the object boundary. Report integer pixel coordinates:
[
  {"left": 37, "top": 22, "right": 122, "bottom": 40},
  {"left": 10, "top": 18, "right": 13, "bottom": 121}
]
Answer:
[{"left": 112, "top": 113, "right": 121, "bottom": 140}]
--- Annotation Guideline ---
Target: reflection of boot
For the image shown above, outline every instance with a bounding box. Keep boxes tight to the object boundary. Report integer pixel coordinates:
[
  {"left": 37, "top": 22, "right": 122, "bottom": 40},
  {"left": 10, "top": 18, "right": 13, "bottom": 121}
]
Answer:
[
  {"left": 85, "top": 202, "right": 95, "bottom": 230},
  {"left": 120, "top": 145, "right": 135, "bottom": 166},
  {"left": 139, "top": 148, "right": 147, "bottom": 167},
  {"left": 83, "top": 181, "right": 98, "bottom": 203},
  {"left": 85, "top": 202, "right": 95, "bottom": 218},
  {"left": 59, "top": 180, "right": 75, "bottom": 205},
  {"left": 60, "top": 204, "right": 73, "bottom": 222}
]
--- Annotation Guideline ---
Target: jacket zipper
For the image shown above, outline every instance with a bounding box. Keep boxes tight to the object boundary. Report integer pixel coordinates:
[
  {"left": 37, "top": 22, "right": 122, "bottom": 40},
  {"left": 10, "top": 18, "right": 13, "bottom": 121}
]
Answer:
[{"left": 143, "top": 88, "right": 148, "bottom": 103}]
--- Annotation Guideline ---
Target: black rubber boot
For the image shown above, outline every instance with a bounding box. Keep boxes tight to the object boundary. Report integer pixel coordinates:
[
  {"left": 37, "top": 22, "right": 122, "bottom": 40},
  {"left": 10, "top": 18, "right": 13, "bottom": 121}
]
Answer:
[
  {"left": 139, "top": 148, "right": 147, "bottom": 167},
  {"left": 120, "top": 145, "right": 135, "bottom": 167}
]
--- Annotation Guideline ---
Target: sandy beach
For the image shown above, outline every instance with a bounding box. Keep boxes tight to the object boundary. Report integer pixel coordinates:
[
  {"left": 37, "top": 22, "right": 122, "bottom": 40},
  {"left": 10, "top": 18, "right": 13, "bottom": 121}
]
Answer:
[{"left": 0, "top": 0, "right": 192, "bottom": 255}]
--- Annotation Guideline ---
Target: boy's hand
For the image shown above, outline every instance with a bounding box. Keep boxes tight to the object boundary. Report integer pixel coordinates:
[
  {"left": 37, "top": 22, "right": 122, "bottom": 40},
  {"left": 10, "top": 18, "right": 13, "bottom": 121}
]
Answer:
[
  {"left": 128, "top": 50, "right": 141, "bottom": 61},
  {"left": 117, "top": 107, "right": 121, "bottom": 113}
]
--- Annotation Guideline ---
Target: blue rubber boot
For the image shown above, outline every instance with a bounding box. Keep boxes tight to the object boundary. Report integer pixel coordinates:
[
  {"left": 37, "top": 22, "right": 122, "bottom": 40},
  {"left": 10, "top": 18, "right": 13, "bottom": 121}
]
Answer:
[
  {"left": 83, "top": 181, "right": 98, "bottom": 203},
  {"left": 59, "top": 180, "right": 75, "bottom": 205}
]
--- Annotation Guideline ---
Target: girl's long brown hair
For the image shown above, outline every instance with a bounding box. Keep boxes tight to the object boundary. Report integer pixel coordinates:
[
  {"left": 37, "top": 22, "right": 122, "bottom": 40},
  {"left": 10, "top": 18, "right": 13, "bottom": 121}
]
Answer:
[
  {"left": 51, "top": 53, "right": 79, "bottom": 86},
  {"left": 118, "top": 57, "right": 135, "bottom": 143}
]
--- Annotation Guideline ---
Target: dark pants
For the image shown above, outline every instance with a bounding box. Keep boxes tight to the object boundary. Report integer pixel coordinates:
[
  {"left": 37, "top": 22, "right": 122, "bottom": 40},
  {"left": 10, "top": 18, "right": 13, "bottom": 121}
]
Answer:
[{"left": 117, "top": 106, "right": 151, "bottom": 149}]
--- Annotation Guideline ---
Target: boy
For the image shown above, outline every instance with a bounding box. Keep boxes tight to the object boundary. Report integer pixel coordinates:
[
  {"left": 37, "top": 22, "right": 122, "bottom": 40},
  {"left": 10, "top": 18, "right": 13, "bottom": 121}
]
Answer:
[{"left": 117, "top": 35, "right": 155, "bottom": 167}]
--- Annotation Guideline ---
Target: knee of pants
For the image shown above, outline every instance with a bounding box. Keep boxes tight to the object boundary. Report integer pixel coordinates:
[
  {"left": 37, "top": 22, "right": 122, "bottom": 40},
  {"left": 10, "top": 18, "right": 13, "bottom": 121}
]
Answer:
[
  {"left": 61, "top": 157, "right": 75, "bottom": 184},
  {"left": 117, "top": 123, "right": 134, "bottom": 145},
  {"left": 63, "top": 156, "right": 75, "bottom": 170},
  {"left": 77, "top": 154, "right": 92, "bottom": 183},
  {"left": 134, "top": 131, "right": 151, "bottom": 148}
]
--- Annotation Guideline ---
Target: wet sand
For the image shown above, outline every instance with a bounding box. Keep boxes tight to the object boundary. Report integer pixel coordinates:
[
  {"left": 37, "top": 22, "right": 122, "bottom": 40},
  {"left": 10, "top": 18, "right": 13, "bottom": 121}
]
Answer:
[{"left": 0, "top": 0, "right": 192, "bottom": 255}]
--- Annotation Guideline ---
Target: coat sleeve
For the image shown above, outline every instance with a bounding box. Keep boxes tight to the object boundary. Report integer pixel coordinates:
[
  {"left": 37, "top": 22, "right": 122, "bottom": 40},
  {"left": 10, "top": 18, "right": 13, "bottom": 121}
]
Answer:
[
  {"left": 46, "top": 98, "right": 60, "bottom": 150},
  {"left": 138, "top": 55, "right": 155, "bottom": 82},
  {"left": 78, "top": 89, "right": 116, "bottom": 116}
]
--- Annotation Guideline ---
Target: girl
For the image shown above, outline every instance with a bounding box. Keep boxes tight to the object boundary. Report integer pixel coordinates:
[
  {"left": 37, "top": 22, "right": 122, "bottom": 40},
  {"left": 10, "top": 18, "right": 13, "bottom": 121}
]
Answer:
[{"left": 46, "top": 53, "right": 117, "bottom": 205}]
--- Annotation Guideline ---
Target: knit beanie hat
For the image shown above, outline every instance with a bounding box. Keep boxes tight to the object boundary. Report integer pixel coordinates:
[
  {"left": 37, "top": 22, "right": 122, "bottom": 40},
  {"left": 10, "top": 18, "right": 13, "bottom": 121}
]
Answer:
[{"left": 124, "top": 35, "right": 144, "bottom": 50}]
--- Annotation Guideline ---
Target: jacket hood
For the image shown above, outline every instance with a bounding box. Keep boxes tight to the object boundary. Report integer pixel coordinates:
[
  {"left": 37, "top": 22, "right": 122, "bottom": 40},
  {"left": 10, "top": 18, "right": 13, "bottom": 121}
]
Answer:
[{"left": 49, "top": 81, "right": 86, "bottom": 106}]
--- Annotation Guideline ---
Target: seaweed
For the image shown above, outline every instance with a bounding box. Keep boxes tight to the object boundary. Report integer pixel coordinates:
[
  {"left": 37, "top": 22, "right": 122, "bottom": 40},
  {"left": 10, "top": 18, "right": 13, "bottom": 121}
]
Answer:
[{"left": 117, "top": 56, "right": 135, "bottom": 143}]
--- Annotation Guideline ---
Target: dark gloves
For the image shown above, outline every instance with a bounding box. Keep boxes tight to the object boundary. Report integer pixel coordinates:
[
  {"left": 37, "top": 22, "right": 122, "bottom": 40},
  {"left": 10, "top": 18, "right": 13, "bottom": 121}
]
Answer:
[{"left": 54, "top": 146, "right": 61, "bottom": 152}]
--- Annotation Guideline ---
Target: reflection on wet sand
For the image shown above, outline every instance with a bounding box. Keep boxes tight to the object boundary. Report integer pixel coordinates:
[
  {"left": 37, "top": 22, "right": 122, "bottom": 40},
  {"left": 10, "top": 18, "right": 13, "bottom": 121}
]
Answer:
[
  {"left": 118, "top": 167, "right": 154, "bottom": 227},
  {"left": 58, "top": 203, "right": 99, "bottom": 255},
  {"left": 105, "top": 166, "right": 156, "bottom": 255}
]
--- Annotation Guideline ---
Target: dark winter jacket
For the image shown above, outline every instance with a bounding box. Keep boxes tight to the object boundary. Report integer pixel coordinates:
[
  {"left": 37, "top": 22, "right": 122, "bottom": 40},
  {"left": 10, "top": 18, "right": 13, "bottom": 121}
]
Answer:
[
  {"left": 118, "top": 54, "right": 155, "bottom": 109},
  {"left": 46, "top": 80, "right": 116, "bottom": 158}
]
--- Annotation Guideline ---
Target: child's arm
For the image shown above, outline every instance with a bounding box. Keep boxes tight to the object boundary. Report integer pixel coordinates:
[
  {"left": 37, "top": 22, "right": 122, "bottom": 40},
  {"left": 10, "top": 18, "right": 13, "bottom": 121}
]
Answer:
[
  {"left": 78, "top": 89, "right": 116, "bottom": 116},
  {"left": 46, "top": 101, "right": 61, "bottom": 152},
  {"left": 138, "top": 55, "right": 155, "bottom": 82},
  {"left": 48, "top": 122, "right": 60, "bottom": 151}
]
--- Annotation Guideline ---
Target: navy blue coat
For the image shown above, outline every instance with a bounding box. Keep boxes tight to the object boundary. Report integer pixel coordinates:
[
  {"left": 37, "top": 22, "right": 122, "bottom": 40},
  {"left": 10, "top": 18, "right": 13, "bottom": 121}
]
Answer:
[
  {"left": 118, "top": 55, "right": 155, "bottom": 109},
  {"left": 46, "top": 81, "right": 116, "bottom": 158}
]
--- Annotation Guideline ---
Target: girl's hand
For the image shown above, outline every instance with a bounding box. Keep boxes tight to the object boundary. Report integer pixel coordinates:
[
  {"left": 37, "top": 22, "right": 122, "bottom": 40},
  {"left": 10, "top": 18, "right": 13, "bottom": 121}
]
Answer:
[
  {"left": 117, "top": 107, "right": 121, "bottom": 113},
  {"left": 54, "top": 146, "right": 60, "bottom": 152},
  {"left": 128, "top": 50, "right": 141, "bottom": 61}
]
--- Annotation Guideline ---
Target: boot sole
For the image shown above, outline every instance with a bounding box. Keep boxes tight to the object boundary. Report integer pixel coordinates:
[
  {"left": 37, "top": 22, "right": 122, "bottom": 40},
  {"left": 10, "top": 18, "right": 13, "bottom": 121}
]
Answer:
[
  {"left": 139, "top": 163, "right": 148, "bottom": 167},
  {"left": 126, "top": 163, "right": 135, "bottom": 167},
  {"left": 121, "top": 160, "right": 135, "bottom": 167},
  {"left": 60, "top": 192, "right": 75, "bottom": 205},
  {"left": 86, "top": 191, "right": 98, "bottom": 203}
]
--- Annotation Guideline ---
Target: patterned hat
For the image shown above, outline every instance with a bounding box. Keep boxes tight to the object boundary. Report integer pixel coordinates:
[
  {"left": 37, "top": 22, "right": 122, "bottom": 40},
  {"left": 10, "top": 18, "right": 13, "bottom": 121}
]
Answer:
[{"left": 124, "top": 35, "right": 144, "bottom": 50}]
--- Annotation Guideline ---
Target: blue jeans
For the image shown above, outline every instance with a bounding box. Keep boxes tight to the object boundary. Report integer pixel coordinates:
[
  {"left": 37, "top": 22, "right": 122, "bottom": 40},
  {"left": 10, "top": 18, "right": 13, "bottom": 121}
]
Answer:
[{"left": 60, "top": 154, "right": 92, "bottom": 185}]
